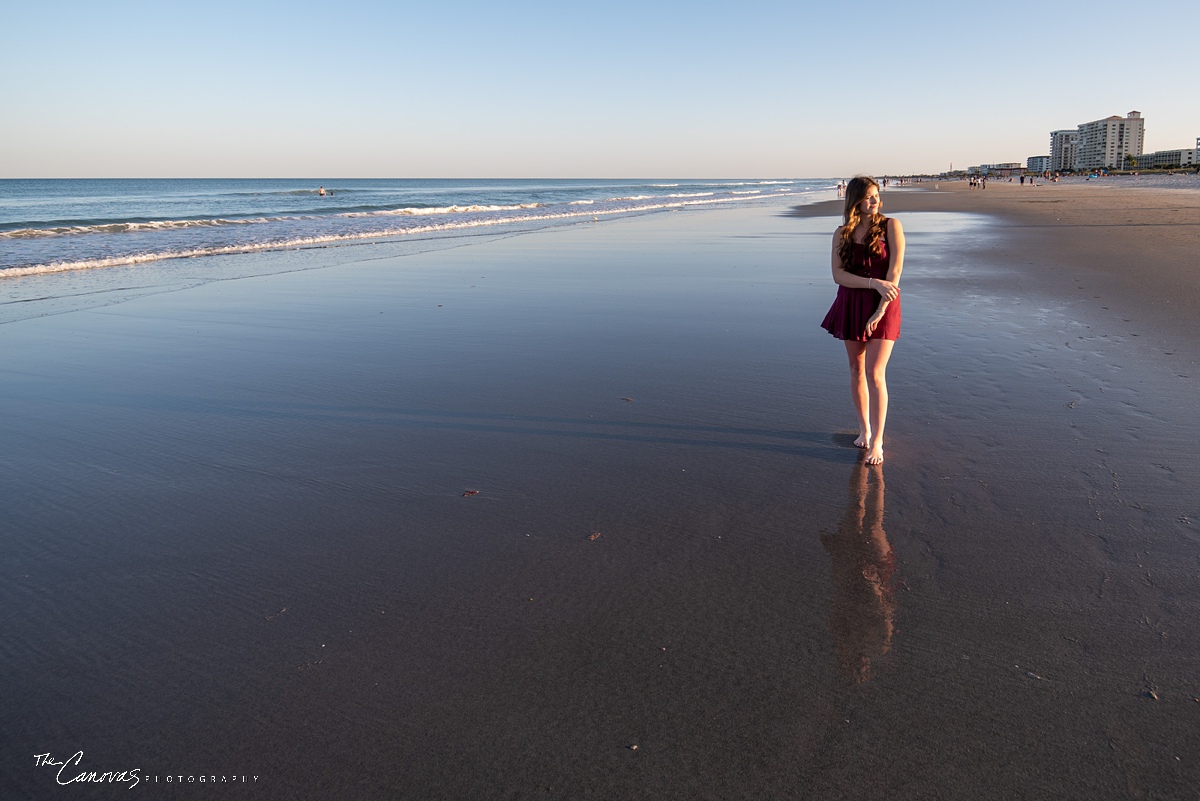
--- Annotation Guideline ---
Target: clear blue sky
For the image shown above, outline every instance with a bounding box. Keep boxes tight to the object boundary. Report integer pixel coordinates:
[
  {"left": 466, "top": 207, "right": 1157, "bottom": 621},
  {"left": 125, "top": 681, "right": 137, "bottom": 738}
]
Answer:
[{"left": 3, "top": 0, "right": 1195, "bottom": 178}]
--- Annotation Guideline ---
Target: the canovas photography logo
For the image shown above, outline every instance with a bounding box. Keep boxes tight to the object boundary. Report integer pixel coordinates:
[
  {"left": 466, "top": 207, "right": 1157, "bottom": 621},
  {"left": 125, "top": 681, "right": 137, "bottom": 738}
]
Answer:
[{"left": 34, "top": 750, "right": 260, "bottom": 789}]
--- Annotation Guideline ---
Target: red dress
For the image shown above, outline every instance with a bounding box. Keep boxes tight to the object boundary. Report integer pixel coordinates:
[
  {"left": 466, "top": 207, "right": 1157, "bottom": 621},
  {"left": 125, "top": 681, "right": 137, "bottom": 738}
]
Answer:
[{"left": 820, "top": 231, "right": 901, "bottom": 342}]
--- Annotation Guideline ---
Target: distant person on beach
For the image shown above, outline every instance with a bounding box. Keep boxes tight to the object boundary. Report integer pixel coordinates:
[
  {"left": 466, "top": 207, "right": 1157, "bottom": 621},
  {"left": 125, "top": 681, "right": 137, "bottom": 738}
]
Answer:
[
  {"left": 318, "top": 186, "right": 326, "bottom": 196},
  {"left": 820, "top": 176, "right": 904, "bottom": 465}
]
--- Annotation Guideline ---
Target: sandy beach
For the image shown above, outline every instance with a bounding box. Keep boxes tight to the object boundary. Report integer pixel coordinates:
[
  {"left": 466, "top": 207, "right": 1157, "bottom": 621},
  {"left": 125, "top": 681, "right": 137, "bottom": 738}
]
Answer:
[{"left": 3, "top": 182, "right": 1198, "bottom": 799}]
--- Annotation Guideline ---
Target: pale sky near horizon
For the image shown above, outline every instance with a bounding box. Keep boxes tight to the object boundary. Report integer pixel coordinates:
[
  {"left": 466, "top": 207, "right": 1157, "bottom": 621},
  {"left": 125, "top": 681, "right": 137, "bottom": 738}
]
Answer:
[{"left": 3, "top": 0, "right": 1195, "bottom": 178}]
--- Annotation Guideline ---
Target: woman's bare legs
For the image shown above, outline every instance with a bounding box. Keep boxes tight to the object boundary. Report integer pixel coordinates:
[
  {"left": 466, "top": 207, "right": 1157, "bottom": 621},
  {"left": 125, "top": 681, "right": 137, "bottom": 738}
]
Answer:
[
  {"left": 844, "top": 341, "right": 870, "bottom": 447},
  {"left": 863, "top": 338, "right": 895, "bottom": 464}
]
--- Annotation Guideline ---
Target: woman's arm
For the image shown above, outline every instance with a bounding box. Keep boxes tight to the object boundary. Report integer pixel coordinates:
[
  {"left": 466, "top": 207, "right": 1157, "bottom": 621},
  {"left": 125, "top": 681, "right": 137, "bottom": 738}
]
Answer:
[
  {"left": 864, "top": 218, "right": 905, "bottom": 336},
  {"left": 885, "top": 217, "right": 905, "bottom": 284},
  {"left": 831, "top": 229, "right": 899, "bottom": 300}
]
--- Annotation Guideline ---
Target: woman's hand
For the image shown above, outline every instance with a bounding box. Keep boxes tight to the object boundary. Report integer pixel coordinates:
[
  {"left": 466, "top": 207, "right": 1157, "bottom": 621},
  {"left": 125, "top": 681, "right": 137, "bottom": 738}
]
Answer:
[
  {"left": 865, "top": 307, "right": 886, "bottom": 337},
  {"left": 872, "top": 279, "right": 899, "bottom": 302},
  {"left": 868, "top": 309, "right": 888, "bottom": 338}
]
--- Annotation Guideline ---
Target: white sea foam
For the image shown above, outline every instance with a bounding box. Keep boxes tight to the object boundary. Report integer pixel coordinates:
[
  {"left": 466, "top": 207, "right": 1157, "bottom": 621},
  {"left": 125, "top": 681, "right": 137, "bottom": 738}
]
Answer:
[{"left": 345, "top": 202, "right": 542, "bottom": 217}]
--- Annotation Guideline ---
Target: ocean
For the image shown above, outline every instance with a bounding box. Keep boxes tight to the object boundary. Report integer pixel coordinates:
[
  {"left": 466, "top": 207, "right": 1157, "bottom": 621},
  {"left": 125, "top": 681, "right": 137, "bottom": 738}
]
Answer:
[{"left": 0, "top": 178, "right": 832, "bottom": 323}]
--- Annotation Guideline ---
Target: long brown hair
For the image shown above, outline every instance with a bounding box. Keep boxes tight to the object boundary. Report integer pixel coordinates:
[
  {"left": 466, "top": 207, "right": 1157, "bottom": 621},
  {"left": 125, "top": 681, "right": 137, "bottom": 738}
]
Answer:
[{"left": 837, "top": 176, "right": 886, "bottom": 267}]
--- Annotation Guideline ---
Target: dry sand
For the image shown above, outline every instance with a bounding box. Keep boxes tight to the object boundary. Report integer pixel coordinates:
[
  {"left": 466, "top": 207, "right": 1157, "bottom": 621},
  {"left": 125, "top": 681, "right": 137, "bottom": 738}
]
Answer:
[{"left": 2, "top": 187, "right": 1198, "bottom": 799}]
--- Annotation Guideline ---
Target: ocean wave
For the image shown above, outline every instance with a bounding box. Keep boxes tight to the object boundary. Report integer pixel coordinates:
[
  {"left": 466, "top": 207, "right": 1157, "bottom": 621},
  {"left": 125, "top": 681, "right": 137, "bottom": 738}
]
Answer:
[
  {"left": 666, "top": 192, "right": 714, "bottom": 198},
  {"left": 229, "top": 189, "right": 334, "bottom": 196},
  {"left": 708, "top": 181, "right": 795, "bottom": 187},
  {"left": 0, "top": 191, "right": 811, "bottom": 280},
  {"left": 0, "top": 202, "right": 548, "bottom": 239},
  {"left": 0, "top": 216, "right": 278, "bottom": 239}
]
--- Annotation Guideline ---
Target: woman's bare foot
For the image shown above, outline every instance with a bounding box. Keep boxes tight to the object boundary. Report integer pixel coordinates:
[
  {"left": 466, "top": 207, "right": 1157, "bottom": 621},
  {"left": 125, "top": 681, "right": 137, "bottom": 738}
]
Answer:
[
  {"left": 854, "top": 431, "right": 871, "bottom": 449},
  {"left": 864, "top": 445, "right": 884, "bottom": 465}
]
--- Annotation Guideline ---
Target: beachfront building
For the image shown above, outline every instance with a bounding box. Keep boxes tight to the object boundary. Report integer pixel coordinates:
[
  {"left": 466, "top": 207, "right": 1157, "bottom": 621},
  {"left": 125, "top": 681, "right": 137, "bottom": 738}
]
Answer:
[
  {"left": 972, "top": 162, "right": 1023, "bottom": 177},
  {"left": 1134, "top": 141, "right": 1199, "bottom": 169},
  {"left": 1073, "top": 111, "right": 1144, "bottom": 171},
  {"left": 1027, "top": 155, "right": 1052, "bottom": 173},
  {"left": 1050, "top": 129, "right": 1078, "bottom": 172}
]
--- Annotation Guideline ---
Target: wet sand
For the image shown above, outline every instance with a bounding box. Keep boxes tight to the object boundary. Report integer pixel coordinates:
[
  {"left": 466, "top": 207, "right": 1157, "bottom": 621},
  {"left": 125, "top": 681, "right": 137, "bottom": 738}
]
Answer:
[{"left": 2, "top": 191, "right": 1198, "bottom": 799}]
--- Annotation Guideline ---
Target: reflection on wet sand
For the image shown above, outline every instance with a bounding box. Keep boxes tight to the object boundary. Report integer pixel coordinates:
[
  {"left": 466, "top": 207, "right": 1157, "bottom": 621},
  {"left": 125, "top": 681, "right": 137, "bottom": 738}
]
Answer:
[{"left": 822, "top": 461, "right": 896, "bottom": 684}]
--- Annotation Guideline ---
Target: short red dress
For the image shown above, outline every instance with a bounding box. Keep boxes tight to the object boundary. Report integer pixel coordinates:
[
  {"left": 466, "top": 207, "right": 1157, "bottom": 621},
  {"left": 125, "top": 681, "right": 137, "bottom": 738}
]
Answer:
[{"left": 820, "top": 229, "right": 901, "bottom": 342}]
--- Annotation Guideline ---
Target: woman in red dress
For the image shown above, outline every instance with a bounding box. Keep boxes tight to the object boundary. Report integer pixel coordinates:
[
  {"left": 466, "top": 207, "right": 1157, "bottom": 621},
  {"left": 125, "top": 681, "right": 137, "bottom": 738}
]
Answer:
[{"left": 820, "top": 176, "right": 905, "bottom": 465}]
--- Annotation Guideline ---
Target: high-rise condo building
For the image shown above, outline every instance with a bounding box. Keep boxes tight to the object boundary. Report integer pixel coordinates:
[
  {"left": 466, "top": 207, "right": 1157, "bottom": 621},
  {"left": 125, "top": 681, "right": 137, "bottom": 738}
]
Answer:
[
  {"left": 1073, "top": 111, "right": 1144, "bottom": 171},
  {"left": 1049, "top": 130, "right": 1078, "bottom": 172}
]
